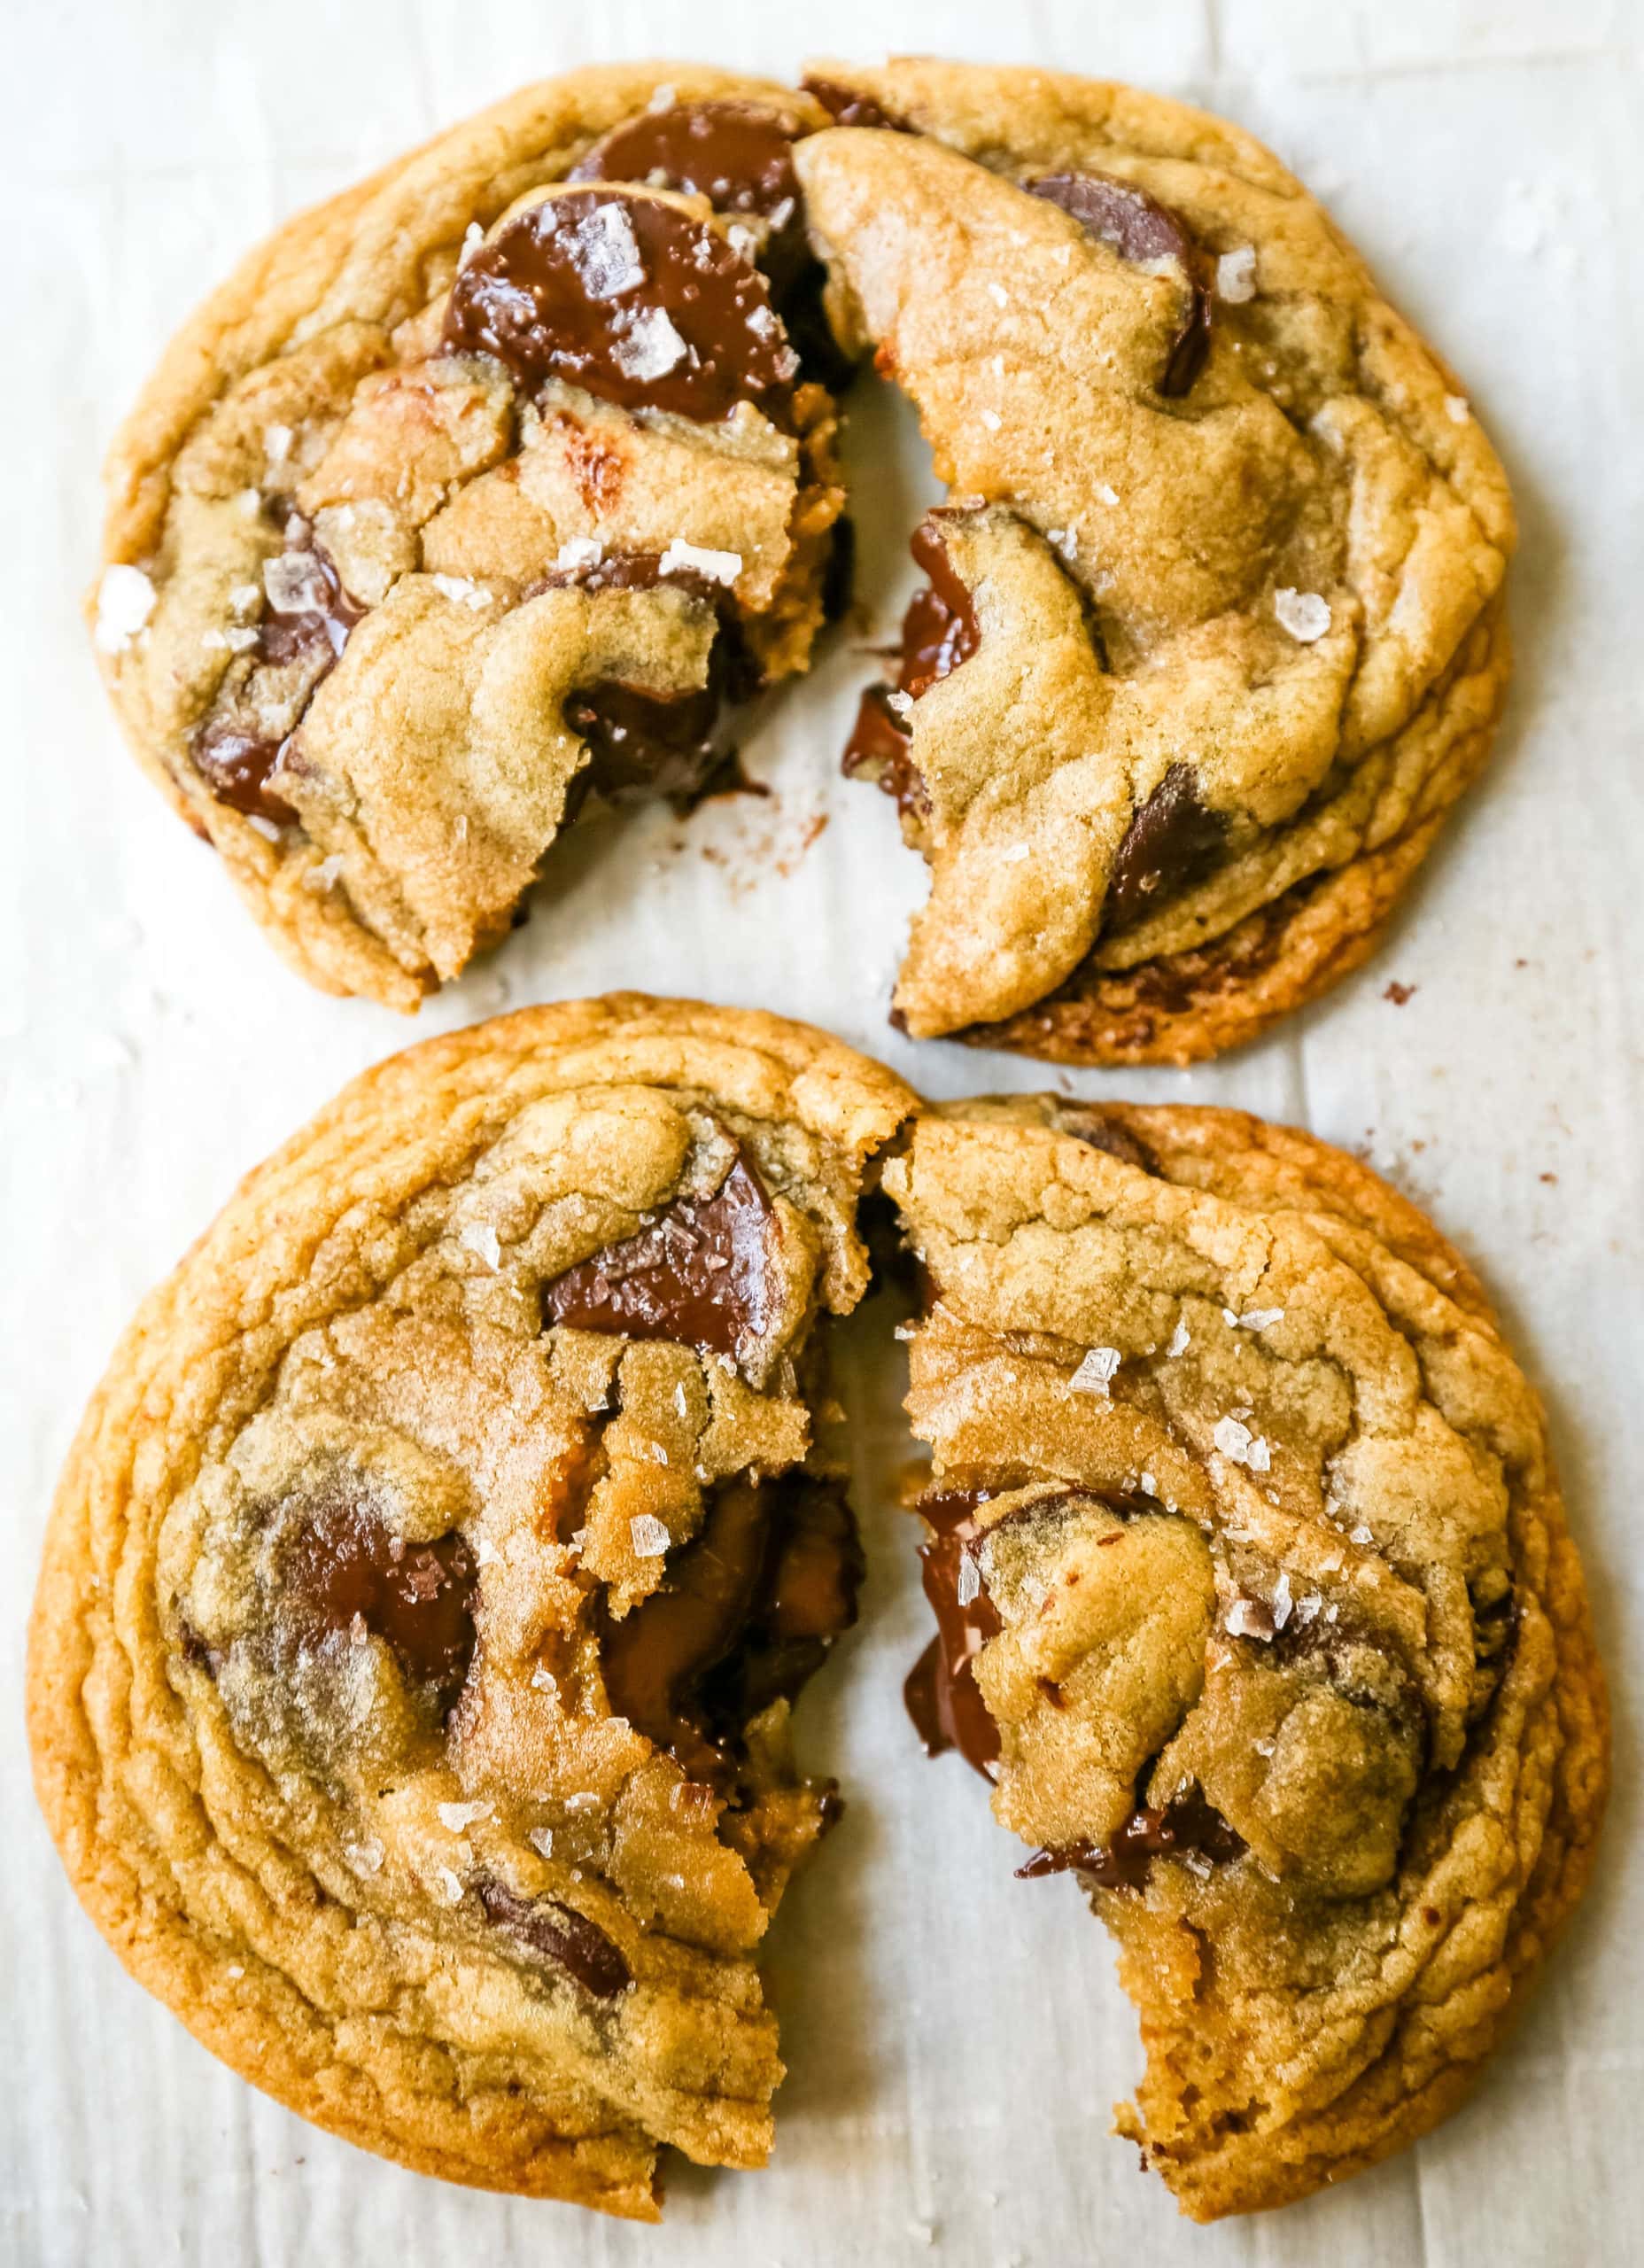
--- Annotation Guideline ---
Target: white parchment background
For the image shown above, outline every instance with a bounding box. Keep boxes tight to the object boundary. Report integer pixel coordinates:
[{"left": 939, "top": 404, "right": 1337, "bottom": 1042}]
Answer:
[{"left": 4, "top": 4, "right": 1640, "bottom": 2263}]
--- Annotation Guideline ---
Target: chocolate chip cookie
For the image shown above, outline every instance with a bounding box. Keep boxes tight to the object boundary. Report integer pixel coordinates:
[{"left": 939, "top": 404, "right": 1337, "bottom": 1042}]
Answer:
[
  {"left": 91, "top": 69, "right": 848, "bottom": 1007},
  {"left": 27, "top": 996, "right": 916, "bottom": 2217},
  {"left": 804, "top": 58, "right": 1515, "bottom": 1061},
  {"left": 884, "top": 1096, "right": 1607, "bottom": 2218}
]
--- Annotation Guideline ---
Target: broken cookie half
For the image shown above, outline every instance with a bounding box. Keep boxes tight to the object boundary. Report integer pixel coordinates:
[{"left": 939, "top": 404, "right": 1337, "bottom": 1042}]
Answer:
[
  {"left": 91, "top": 68, "right": 851, "bottom": 1008},
  {"left": 884, "top": 1094, "right": 1607, "bottom": 2218},
  {"left": 805, "top": 58, "right": 1515, "bottom": 1062},
  {"left": 27, "top": 997, "right": 915, "bottom": 2217}
]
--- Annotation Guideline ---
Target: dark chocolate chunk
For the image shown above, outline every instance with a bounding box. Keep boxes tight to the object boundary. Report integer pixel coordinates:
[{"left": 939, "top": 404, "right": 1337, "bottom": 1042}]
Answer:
[
  {"left": 190, "top": 517, "right": 363, "bottom": 825},
  {"left": 572, "top": 101, "right": 801, "bottom": 225},
  {"left": 802, "top": 79, "right": 913, "bottom": 133},
  {"left": 1103, "top": 764, "right": 1229, "bottom": 936},
  {"left": 600, "top": 1474, "right": 862, "bottom": 1784},
  {"left": 282, "top": 1499, "right": 477, "bottom": 1712},
  {"left": 531, "top": 549, "right": 763, "bottom": 809},
  {"left": 1028, "top": 172, "right": 1211, "bottom": 396},
  {"left": 477, "top": 1876, "right": 632, "bottom": 1999},
  {"left": 540, "top": 1147, "right": 778, "bottom": 1360},
  {"left": 1048, "top": 1102, "right": 1159, "bottom": 1176},
  {"left": 1017, "top": 1787, "right": 1244, "bottom": 1887},
  {"left": 840, "top": 514, "right": 979, "bottom": 813},
  {"left": 903, "top": 1488, "right": 1004, "bottom": 1779},
  {"left": 444, "top": 187, "right": 797, "bottom": 427}
]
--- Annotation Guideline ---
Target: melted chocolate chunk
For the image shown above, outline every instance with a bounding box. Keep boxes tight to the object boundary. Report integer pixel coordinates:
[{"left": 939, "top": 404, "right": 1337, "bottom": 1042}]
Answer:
[
  {"left": 1104, "top": 764, "right": 1229, "bottom": 936},
  {"left": 540, "top": 1147, "right": 778, "bottom": 1360},
  {"left": 282, "top": 1499, "right": 477, "bottom": 1711},
  {"left": 600, "top": 1474, "right": 862, "bottom": 1785},
  {"left": 841, "top": 516, "right": 979, "bottom": 813},
  {"left": 1028, "top": 172, "right": 1211, "bottom": 397},
  {"left": 573, "top": 101, "right": 801, "bottom": 224},
  {"left": 535, "top": 548, "right": 761, "bottom": 808},
  {"left": 1048, "top": 1102, "right": 1159, "bottom": 1176},
  {"left": 444, "top": 187, "right": 797, "bottom": 427},
  {"left": 903, "top": 1488, "right": 1003, "bottom": 1779},
  {"left": 841, "top": 685, "right": 928, "bottom": 820},
  {"left": 190, "top": 517, "right": 363, "bottom": 824},
  {"left": 802, "top": 79, "right": 913, "bottom": 133},
  {"left": 477, "top": 1876, "right": 632, "bottom": 1999},
  {"left": 1017, "top": 1788, "right": 1244, "bottom": 1888}
]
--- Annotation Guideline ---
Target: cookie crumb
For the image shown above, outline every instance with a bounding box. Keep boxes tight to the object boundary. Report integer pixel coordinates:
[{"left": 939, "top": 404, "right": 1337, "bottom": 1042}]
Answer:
[{"left": 659, "top": 537, "right": 743, "bottom": 585}]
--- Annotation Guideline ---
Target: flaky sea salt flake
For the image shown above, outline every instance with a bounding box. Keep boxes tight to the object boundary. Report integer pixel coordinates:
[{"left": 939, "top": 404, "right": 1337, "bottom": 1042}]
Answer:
[
  {"left": 431, "top": 573, "right": 491, "bottom": 609},
  {"left": 554, "top": 534, "right": 604, "bottom": 571},
  {"left": 658, "top": 536, "right": 741, "bottom": 585},
  {"left": 436, "top": 1866, "right": 464, "bottom": 1905},
  {"left": 956, "top": 1552, "right": 981, "bottom": 1608},
  {"left": 631, "top": 1513, "right": 672, "bottom": 1557},
  {"left": 1275, "top": 587, "right": 1331, "bottom": 642},
  {"left": 572, "top": 200, "right": 645, "bottom": 297},
  {"left": 1445, "top": 393, "right": 1470, "bottom": 423},
  {"left": 612, "top": 305, "right": 688, "bottom": 380},
  {"left": 528, "top": 1826, "right": 554, "bottom": 1859},
  {"left": 1167, "top": 1317, "right": 1191, "bottom": 1357},
  {"left": 459, "top": 1222, "right": 501, "bottom": 1270},
  {"left": 1070, "top": 1347, "right": 1121, "bottom": 1395},
  {"left": 438, "top": 1800, "right": 493, "bottom": 1833},
  {"left": 1216, "top": 245, "right": 1258, "bottom": 303},
  {"left": 94, "top": 564, "right": 156, "bottom": 654}
]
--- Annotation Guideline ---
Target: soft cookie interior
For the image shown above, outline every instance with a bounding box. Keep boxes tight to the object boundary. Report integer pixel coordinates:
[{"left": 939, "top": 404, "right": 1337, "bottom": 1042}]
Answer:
[
  {"left": 803, "top": 58, "right": 1515, "bottom": 1063},
  {"left": 884, "top": 1093, "right": 1607, "bottom": 2218},
  {"left": 27, "top": 998, "right": 917, "bottom": 2216}
]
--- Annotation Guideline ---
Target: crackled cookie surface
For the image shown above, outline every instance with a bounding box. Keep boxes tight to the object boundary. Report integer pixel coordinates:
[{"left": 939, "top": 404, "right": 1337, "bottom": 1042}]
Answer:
[
  {"left": 91, "top": 69, "right": 849, "bottom": 1007},
  {"left": 27, "top": 997, "right": 915, "bottom": 2217},
  {"left": 885, "top": 1097, "right": 1606, "bottom": 2218},
  {"left": 807, "top": 58, "right": 1515, "bottom": 1061}
]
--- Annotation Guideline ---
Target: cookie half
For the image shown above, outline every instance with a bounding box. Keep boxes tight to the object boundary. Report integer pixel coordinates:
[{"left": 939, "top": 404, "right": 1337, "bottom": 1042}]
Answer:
[
  {"left": 27, "top": 996, "right": 916, "bottom": 2217},
  {"left": 884, "top": 1097, "right": 1607, "bottom": 2218},
  {"left": 90, "top": 69, "right": 849, "bottom": 1008},
  {"left": 803, "top": 59, "right": 1515, "bottom": 1062}
]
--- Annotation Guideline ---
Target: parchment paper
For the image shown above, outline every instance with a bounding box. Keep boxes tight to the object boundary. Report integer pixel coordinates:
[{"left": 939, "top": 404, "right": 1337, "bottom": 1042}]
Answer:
[{"left": 4, "top": 4, "right": 1640, "bottom": 2262}]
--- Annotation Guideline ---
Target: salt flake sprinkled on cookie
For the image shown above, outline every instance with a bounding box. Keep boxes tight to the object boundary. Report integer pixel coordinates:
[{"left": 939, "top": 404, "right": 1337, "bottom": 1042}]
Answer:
[
  {"left": 431, "top": 573, "right": 491, "bottom": 609},
  {"left": 1167, "top": 1318, "right": 1191, "bottom": 1357},
  {"left": 1070, "top": 1347, "right": 1122, "bottom": 1394},
  {"left": 528, "top": 1826, "right": 554, "bottom": 1859},
  {"left": 264, "top": 552, "right": 330, "bottom": 614},
  {"left": 1215, "top": 245, "right": 1258, "bottom": 303},
  {"left": 1214, "top": 1415, "right": 1272, "bottom": 1471},
  {"left": 435, "top": 1866, "right": 464, "bottom": 1904},
  {"left": 630, "top": 1514, "right": 672, "bottom": 1557},
  {"left": 659, "top": 537, "right": 742, "bottom": 585},
  {"left": 1274, "top": 587, "right": 1331, "bottom": 642},
  {"left": 612, "top": 305, "right": 687, "bottom": 380},
  {"left": 459, "top": 1222, "right": 501, "bottom": 1270},
  {"left": 1224, "top": 1596, "right": 1275, "bottom": 1641},
  {"left": 554, "top": 534, "right": 604, "bottom": 571},
  {"left": 1445, "top": 393, "right": 1470, "bottom": 423},
  {"left": 956, "top": 1552, "right": 981, "bottom": 1608},
  {"left": 438, "top": 1800, "right": 493, "bottom": 1833},
  {"left": 94, "top": 564, "right": 156, "bottom": 655},
  {"left": 571, "top": 200, "right": 645, "bottom": 298},
  {"left": 263, "top": 423, "right": 293, "bottom": 466},
  {"left": 345, "top": 1837, "right": 385, "bottom": 1876},
  {"left": 1235, "top": 1308, "right": 1284, "bottom": 1331}
]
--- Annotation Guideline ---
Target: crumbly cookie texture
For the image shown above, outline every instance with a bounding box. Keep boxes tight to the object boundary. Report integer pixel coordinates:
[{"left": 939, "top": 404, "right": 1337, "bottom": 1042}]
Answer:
[
  {"left": 803, "top": 58, "right": 1515, "bottom": 1061},
  {"left": 91, "top": 68, "right": 844, "bottom": 1008},
  {"left": 27, "top": 996, "right": 916, "bottom": 2218},
  {"left": 884, "top": 1098, "right": 1606, "bottom": 2219}
]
